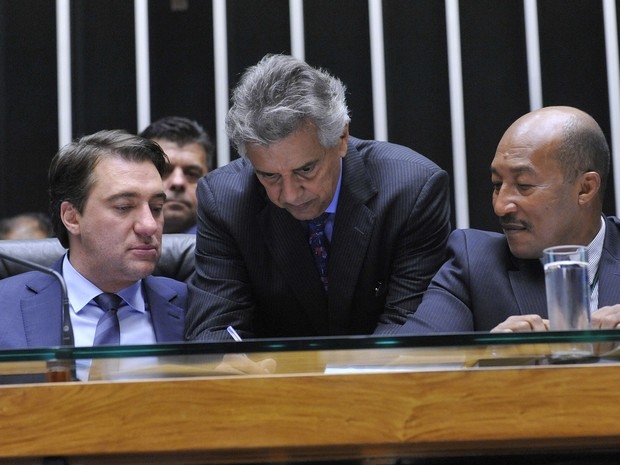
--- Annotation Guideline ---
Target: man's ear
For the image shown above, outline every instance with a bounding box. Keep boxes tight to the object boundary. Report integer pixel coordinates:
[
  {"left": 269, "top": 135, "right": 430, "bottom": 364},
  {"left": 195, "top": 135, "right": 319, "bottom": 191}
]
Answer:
[
  {"left": 578, "top": 171, "right": 601, "bottom": 205},
  {"left": 338, "top": 124, "right": 349, "bottom": 158},
  {"left": 60, "top": 201, "right": 80, "bottom": 236}
]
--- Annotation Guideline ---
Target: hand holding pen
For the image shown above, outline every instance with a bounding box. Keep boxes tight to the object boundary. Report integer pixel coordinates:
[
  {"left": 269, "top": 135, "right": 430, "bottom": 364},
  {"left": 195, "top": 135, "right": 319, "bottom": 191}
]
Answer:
[{"left": 218, "top": 326, "right": 277, "bottom": 374}]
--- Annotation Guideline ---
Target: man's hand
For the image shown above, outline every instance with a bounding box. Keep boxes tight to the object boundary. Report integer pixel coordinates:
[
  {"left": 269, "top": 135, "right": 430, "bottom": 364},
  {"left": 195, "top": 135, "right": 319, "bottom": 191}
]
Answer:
[
  {"left": 490, "top": 314, "right": 549, "bottom": 332},
  {"left": 591, "top": 305, "right": 620, "bottom": 329},
  {"left": 216, "top": 353, "right": 277, "bottom": 375}
]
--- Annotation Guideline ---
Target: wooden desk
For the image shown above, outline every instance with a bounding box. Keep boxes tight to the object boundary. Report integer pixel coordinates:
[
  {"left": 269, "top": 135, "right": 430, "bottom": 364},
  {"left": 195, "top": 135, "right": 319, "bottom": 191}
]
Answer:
[{"left": 0, "top": 340, "right": 619, "bottom": 464}]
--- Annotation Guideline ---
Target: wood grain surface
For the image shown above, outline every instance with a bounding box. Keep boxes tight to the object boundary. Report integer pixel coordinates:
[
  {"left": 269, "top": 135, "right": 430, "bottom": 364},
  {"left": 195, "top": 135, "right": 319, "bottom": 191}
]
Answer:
[{"left": 0, "top": 358, "right": 619, "bottom": 464}]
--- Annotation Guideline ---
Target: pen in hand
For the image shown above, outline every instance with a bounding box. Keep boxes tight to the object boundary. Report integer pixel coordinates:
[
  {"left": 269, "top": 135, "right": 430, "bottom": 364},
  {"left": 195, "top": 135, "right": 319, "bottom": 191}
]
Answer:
[
  {"left": 225, "top": 326, "right": 250, "bottom": 361},
  {"left": 224, "top": 326, "right": 276, "bottom": 374},
  {"left": 226, "top": 325, "right": 243, "bottom": 342}
]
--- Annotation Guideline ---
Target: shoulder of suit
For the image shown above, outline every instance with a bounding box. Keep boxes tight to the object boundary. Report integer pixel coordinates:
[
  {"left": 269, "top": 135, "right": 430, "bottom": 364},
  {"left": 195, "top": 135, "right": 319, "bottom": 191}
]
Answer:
[
  {"left": 144, "top": 275, "right": 188, "bottom": 293},
  {"left": 202, "top": 157, "right": 258, "bottom": 197},
  {"left": 605, "top": 215, "right": 620, "bottom": 228},
  {"left": 0, "top": 270, "right": 57, "bottom": 295},
  {"left": 448, "top": 228, "right": 509, "bottom": 255},
  {"left": 347, "top": 136, "right": 443, "bottom": 174}
]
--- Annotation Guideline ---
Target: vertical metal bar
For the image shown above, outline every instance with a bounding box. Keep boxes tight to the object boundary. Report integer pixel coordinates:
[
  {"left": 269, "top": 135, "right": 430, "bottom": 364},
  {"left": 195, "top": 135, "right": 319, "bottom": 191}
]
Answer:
[
  {"left": 213, "top": 0, "right": 230, "bottom": 166},
  {"left": 524, "top": 0, "right": 543, "bottom": 110},
  {"left": 445, "top": 0, "right": 469, "bottom": 228},
  {"left": 289, "top": 0, "right": 305, "bottom": 61},
  {"left": 56, "top": 0, "right": 72, "bottom": 149},
  {"left": 135, "top": 0, "right": 151, "bottom": 131},
  {"left": 368, "top": 0, "right": 388, "bottom": 141},
  {"left": 603, "top": 0, "right": 620, "bottom": 215}
]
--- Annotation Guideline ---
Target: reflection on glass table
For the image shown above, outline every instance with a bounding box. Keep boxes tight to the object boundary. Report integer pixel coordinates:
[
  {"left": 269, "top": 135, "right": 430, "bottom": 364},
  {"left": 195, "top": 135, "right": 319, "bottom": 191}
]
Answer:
[{"left": 1, "top": 330, "right": 620, "bottom": 384}]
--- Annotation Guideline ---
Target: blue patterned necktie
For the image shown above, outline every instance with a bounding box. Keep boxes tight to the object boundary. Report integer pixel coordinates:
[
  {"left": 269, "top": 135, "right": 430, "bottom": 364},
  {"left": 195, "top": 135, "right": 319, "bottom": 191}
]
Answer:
[
  {"left": 306, "top": 212, "right": 330, "bottom": 292},
  {"left": 93, "top": 293, "right": 123, "bottom": 345}
]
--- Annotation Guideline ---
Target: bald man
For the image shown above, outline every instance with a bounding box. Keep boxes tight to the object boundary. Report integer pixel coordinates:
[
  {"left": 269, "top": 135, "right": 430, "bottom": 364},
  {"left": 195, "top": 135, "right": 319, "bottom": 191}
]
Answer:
[{"left": 400, "top": 106, "right": 620, "bottom": 333}]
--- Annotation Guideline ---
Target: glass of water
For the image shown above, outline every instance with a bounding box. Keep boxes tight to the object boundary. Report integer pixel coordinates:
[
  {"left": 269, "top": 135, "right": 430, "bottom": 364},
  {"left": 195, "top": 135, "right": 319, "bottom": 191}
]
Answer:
[
  {"left": 543, "top": 245, "right": 591, "bottom": 331},
  {"left": 543, "top": 245, "right": 593, "bottom": 361}
]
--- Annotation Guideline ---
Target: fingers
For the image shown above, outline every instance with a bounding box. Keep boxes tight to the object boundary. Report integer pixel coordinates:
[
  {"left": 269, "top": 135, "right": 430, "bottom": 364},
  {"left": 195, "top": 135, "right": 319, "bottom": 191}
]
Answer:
[
  {"left": 592, "top": 305, "right": 620, "bottom": 329},
  {"left": 257, "top": 358, "right": 277, "bottom": 373},
  {"left": 490, "top": 314, "right": 549, "bottom": 333},
  {"left": 216, "top": 353, "right": 277, "bottom": 375},
  {"left": 488, "top": 306, "right": 620, "bottom": 333}
]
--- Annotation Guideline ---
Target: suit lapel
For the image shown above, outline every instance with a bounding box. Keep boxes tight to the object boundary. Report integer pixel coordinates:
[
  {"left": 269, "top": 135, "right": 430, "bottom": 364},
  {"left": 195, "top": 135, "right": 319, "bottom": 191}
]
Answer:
[
  {"left": 327, "top": 148, "right": 377, "bottom": 332},
  {"left": 22, "top": 270, "right": 64, "bottom": 347},
  {"left": 508, "top": 218, "right": 620, "bottom": 313},
  {"left": 256, "top": 142, "right": 378, "bottom": 334},
  {"left": 508, "top": 257, "right": 547, "bottom": 317},
  {"left": 596, "top": 217, "right": 620, "bottom": 307},
  {"left": 259, "top": 205, "right": 329, "bottom": 332},
  {"left": 144, "top": 277, "right": 185, "bottom": 342}
]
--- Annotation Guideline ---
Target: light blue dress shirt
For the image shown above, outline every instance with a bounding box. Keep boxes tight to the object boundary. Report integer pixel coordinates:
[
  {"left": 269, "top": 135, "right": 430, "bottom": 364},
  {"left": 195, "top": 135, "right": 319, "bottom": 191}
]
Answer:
[
  {"left": 323, "top": 158, "right": 343, "bottom": 242},
  {"left": 62, "top": 254, "right": 157, "bottom": 347}
]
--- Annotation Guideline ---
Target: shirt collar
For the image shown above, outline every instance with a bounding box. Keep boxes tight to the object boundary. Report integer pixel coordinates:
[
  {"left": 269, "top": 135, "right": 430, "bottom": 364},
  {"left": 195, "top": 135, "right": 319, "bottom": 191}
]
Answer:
[
  {"left": 62, "top": 254, "right": 146, "bottom": 314},
  {"left": 585, "top": 216, "right": 605, "bottom": 286},
  {"left": 325, "top": 158, "right": 342, "bottom": 214}
]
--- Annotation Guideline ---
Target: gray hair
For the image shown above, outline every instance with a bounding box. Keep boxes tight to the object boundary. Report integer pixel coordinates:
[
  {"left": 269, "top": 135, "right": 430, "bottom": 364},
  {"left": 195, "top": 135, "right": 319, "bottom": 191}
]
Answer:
[{"left": 225, "top": 54, "right": 351, "bottom": 157}]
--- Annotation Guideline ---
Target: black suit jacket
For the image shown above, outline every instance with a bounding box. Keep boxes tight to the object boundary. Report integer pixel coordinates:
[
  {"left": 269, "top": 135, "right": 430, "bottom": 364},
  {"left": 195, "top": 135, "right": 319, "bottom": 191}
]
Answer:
[
  {"left": 400, "top": 216, "right": 620, "bottom": 333},
  {"left": 186, "top": 136, "right": 451, "bottom": 340}
]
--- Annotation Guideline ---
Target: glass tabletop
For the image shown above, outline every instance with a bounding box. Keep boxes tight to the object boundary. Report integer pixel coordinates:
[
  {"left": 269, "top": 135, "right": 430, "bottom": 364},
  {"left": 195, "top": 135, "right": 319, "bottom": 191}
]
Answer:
[{"left": 1, "top": 330, "right": 620, "bottom": 384}]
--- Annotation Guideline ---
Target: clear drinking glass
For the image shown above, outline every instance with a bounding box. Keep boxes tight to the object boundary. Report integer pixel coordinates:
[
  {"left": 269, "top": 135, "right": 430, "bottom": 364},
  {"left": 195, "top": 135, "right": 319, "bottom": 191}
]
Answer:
[{"left": 543, "top": 245, "right": 593, "bottom": 361}]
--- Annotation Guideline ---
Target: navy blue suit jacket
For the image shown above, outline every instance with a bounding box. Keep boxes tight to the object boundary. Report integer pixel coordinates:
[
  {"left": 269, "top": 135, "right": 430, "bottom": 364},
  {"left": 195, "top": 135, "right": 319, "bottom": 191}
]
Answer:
[
  {"left": 0, "top": 258, "right": 187, "bottom": 348},
  {"left": 186, "top": 136, "right": 451, "bottom": 340},
  {"left": 401, "top": 216, "right": 620, "bottom": 333}
]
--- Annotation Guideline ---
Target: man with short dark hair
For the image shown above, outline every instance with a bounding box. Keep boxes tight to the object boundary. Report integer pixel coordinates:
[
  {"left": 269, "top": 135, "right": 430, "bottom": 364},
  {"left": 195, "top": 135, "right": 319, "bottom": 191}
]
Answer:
[
  {"left": 140, "top": 116, "right": 214, "bottom": 233},
  {"left": 0, "top": 130, "right": 187, "bottom": 351}
]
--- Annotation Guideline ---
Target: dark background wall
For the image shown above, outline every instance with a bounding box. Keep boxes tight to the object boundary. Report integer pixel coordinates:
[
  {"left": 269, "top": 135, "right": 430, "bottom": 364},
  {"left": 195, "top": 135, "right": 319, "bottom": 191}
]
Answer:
[{"left": 0, "top": 0, "right": 617, "bottom": 233}]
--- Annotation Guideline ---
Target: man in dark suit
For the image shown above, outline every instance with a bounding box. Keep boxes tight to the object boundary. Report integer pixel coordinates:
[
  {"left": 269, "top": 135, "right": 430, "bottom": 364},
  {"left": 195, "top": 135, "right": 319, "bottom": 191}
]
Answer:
[
  {"left": 0, "top": 130, "right": 186, "bottom": 349},
  {"left": 401, "top": 106, "right": 620, "bottom": 333},
  {"left": 185, "top": 54, "right": 451, "bottom": 341}
]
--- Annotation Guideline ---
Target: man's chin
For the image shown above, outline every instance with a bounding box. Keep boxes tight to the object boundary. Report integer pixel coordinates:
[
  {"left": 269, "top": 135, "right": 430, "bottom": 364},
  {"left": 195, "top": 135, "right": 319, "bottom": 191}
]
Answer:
[
  {"left": 129, "top": 262, "right": 157, "bottom": 281},
  {"left": 163, "top": 214, "right": 194, "bottom": 234},
  {"left": 284, "top": 205, "right": 323, "bottom": 222},
  {"left": 164, "top": 204, "right": 193, "bottom": 220}
]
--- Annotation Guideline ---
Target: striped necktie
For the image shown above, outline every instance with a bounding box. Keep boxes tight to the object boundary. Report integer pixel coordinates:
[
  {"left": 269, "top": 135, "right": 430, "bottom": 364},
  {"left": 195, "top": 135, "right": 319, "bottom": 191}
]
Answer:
[
  {"left": 306, "top": 212, "right": 330, "bottom": 292},
  {"left": 93, "top": 293, "right": 123, "bottom": 345}
]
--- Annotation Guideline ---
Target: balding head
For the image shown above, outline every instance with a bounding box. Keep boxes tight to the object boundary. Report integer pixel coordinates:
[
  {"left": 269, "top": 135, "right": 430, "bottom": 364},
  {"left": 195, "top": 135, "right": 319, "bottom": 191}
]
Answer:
[
  {"left": 491, "top": 106, "right": 609, "bottom": 259},
  {"left": 503, "top": 106, "right": 609, "bottom": 202}
]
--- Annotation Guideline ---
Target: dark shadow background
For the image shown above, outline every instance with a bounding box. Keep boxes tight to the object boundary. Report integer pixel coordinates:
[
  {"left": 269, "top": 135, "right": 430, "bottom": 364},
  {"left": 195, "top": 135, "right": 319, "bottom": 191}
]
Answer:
[{"left": 0, "top": 0, "right": 617, "bottom": 232}]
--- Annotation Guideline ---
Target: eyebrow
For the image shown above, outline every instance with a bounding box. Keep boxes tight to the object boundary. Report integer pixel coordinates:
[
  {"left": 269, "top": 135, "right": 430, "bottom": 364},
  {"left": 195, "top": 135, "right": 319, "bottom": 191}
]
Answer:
[
  {"left": 106, "top": 191, "right": 167, "bottom": 202},
  {"left": 490, "top": 165, "right": 536, "bottom": 176},
  {"left": 255, "top": 160, "right": 318, "bottom": 177}
]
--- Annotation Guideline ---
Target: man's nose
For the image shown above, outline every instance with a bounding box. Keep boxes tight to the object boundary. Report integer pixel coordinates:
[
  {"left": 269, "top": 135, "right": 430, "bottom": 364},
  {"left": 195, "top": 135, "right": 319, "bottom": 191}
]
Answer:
[
  {"left": 279, "top": 177, "right": 302, "bottom": 204},
  {"left": 134, "top": 205, "right": 159, "bottom": 235},
  {"left": 493, "top": 188, "right": 517, "bottom": 216},
  {"left": 165, "top": 167, "right": 186, "bottom": 191}
]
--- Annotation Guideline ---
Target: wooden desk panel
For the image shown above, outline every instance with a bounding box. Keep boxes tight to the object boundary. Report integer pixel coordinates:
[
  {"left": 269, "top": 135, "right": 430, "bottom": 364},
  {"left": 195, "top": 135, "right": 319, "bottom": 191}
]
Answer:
[{"left": 0, "top": 362, "right": 619, "bottom": 464}]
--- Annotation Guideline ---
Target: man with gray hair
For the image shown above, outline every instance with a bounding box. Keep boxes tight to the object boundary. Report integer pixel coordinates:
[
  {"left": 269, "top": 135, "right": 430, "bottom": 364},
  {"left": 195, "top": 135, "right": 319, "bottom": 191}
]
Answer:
[{"left": 185, "top": 54, "right": 451, "bottom": 341}]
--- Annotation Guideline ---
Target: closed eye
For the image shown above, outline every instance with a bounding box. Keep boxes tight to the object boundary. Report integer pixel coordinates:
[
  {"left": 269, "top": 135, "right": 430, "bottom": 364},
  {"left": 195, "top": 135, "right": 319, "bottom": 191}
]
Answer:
[{"left": 256, "top": 171, "right": 280, "bottom": 182}]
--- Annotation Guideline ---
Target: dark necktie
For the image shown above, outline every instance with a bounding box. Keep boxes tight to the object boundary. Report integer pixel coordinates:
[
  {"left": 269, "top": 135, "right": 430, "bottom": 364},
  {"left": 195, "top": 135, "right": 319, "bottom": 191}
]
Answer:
[
  {"left": 307, "top": 212, "right": 330, "bottom": 292},
  {"left": 93, "top": 293, "right": 123, "bottom": 345}
]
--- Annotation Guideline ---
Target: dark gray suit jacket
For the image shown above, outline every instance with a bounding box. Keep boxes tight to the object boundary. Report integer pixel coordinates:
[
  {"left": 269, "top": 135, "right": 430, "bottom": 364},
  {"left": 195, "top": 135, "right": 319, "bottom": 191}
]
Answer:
[
  {"left": 0, "top": 258, "right": 187, "bottom": 348},
  {"left": 400, "top": 216, "right": 620, "bottom": 333},
  {"left": 186, "top": 136, "right": 451, "bottom": 340}
]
